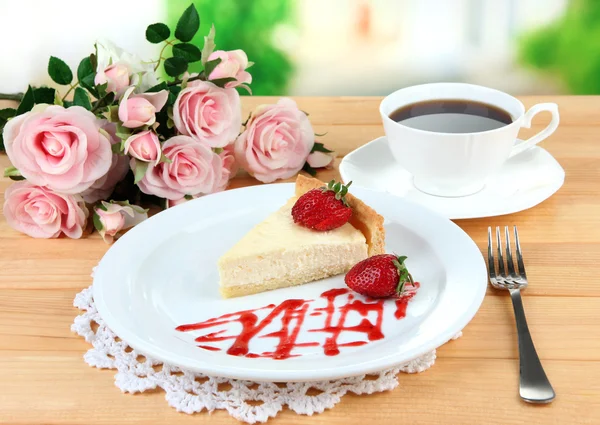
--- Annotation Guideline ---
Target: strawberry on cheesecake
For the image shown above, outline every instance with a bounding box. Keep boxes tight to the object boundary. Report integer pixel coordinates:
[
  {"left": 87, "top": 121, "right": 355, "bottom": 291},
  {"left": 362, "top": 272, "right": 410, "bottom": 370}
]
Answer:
[{"left": 218, "top": 175, "right": 385, "bottom": 298}]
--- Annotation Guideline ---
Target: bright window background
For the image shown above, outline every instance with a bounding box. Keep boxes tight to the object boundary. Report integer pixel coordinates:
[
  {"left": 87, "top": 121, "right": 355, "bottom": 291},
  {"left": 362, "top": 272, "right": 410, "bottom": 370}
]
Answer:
[{"left": 1, "top": 0, "right": 598, "bottom": 96}]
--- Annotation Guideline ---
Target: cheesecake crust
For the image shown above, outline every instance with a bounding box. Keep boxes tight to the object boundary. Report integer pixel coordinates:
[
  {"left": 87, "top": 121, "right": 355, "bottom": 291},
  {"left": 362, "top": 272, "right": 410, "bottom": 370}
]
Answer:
[{"left": 294, "top": 175, "right": 386, "bottom": 256}]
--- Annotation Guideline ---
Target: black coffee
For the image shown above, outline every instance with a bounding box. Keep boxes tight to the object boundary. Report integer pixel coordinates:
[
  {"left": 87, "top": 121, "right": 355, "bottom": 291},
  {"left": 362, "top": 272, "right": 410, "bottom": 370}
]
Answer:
[{"left": 389, "top": 99, "right": 513, "bottom": 133}]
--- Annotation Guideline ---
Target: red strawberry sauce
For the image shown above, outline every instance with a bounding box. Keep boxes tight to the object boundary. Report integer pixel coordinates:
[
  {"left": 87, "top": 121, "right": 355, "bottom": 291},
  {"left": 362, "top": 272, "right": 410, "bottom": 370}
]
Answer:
[{"left": 176, "top": 284, "right": 419, "bottom": 360}]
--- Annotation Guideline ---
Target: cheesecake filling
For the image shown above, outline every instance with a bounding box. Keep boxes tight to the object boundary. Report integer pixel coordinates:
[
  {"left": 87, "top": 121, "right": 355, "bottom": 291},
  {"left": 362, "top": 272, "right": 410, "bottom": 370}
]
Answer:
[
  {"left": 219, "top": 241, "right": 368, "bottom": 288},
  {"left": 218, "top": 198, "right": 369, "bottom": 293}
]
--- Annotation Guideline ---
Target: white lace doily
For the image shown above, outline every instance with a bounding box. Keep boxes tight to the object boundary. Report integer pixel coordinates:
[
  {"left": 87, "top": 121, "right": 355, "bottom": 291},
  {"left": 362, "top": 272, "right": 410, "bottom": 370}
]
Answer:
[{"left": 72, "top": 283, "right": 462, "bottom": 423}]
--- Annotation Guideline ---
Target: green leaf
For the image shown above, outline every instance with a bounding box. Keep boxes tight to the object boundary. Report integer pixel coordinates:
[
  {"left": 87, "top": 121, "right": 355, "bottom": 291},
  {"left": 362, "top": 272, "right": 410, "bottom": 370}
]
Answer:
[
  {"left": 210, "top": 77, "right": 237, "bottom": 88},
  {"left": 15, "top": 86, "right": 35, "bottom": 115},
  {"left": 0, "top": 108, "right": 17, "bottom": 120},
  {"left": 115, "top": 132, "right": 130, "bottom": 143},
  {"left": 111, "top": 143, "right": 123, "bottom": 154},
  {"left": 48, "top": 56, "right": 73, "bottom": 85},
  {"left": 115, "top": 122, "right": 131, "bottom": 140},
  {"left": 0, "top": 133, "right": 4, "bottom": 152},
  {"left": 62, "top": 100, "right": 73, "bottom": 108},
  {"left": 89, "top": 53, "right": 97, "bottom": 71},
  {"left": 32, "top": 87, "right": 56, "bottom": 105},
  {"left": 133, "top": 160, "right": 149, "bottom": 184},
  {"left": 93, "top": 212, "right": 103, "bottom": 231},
  {"left": 53, "top": 90, "right": 63, "bottom": 106},
  {"left": 311, "top": 142, "right": 333, "bottom": 154},
  {"left": 106, "top": 105, "right": 120, "bottom": 122},
  {"left": 146, "top": 23, "right": 170, "bottom": 43},
  {"left": 96, "top": 82, "right": 108, "bottom": 98},
  {"left": 175, "top": 4, "right": 200, "bottom": 42},
  {"left": 172, "top": 43, "right": 202, "bottom": 62},
  {"left": 302, "top": 162, "right": 317, "bottom": 177},
  {"left": 77, "top": 56, "right": 97, "bottom": 96},
  {"left": 203, "top": 58, "right": 221, "bottom": 79},
  {"left": 201, "top": 24, "right": 216, "bottom": 66},
  {"left": 160, "top": 154, "right": 172, "bottom": 164},
  {"left": 4, "top": 166, "right": 25, "bottom": 180},
  {"left": 92, "top": 92, "right": 115, "bottom": 112},
  {"left": 397, "top": 255, "right": 407, "bottom": 264},
  {"left": 3, "top": 166, "right": 21, "bottom": 178},
  {"left": 81, "top": 75, "right": 98, "bottom": 98},
  {"left": 97, "top": 202, "right": 108, "bottom": 211},
  {"left": 77, "top": 57, "right": 94, "bottom": 83},
  {"left": 146, "top": 82, "right": 168, "bottom": 93},
  {"left": 166, "top": 85, "right": 181, "bottom": 106},
  {"left": 73, "top": 88, "right": 92, "bottom": 110},
  {"left": 164, "top": 57, "right": 188, "bottom": 77},
  {"left": 184, "top": 194, "right": 193, "bottom": 200}
]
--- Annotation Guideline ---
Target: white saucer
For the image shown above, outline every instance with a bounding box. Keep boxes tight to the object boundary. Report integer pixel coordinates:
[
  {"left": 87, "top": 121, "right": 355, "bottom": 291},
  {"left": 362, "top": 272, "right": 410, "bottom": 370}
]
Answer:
[{"left": 339, "top": 136, "right": 565, "bottom": 220}]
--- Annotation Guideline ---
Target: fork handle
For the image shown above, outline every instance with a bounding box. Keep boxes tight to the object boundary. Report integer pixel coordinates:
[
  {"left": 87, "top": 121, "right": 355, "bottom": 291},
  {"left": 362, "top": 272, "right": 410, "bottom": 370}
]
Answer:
[{"left": 509, "top": 288, "right": 555, "bottom": 403}]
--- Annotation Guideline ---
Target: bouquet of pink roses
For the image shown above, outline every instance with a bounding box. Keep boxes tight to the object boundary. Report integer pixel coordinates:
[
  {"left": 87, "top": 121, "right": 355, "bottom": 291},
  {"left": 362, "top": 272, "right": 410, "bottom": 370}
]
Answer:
[{"left": 0, "top": 4, "right": 334, "bottom": 243}]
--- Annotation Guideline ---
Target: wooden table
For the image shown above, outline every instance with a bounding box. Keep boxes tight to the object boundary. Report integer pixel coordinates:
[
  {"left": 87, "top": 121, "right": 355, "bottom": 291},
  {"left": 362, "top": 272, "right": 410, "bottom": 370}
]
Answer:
[{"left": 1, "top": 96, "right": 599, "bottom": 425}]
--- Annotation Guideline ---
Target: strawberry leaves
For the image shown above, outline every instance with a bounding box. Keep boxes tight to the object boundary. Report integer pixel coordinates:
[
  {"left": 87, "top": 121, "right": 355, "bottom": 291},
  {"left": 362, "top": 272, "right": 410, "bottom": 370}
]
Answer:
[
  {"left": 324, "top": 179, "right": 352, "bottom": 206},
  {"left": 392, "top": 255, "right": 414, "bottom": 295}
]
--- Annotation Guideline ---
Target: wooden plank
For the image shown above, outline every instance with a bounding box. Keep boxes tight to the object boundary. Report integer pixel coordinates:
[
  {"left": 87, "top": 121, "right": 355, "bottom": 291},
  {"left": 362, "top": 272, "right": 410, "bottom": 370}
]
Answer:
[
  {"left": 0, "top": 356, "right": 598, "bottom": 424},
  {"left": 1, "top": 96, "right": 599, "bottom": 424}
]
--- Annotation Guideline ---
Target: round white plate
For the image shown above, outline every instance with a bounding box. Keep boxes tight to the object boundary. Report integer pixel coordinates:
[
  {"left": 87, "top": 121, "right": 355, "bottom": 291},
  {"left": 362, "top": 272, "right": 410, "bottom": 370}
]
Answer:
[
  {"left": 93, "top": 183, "right": 487, "bottom": 382},
  {"left": 339, "top": 136, "right": 565, "bottom": 220}
]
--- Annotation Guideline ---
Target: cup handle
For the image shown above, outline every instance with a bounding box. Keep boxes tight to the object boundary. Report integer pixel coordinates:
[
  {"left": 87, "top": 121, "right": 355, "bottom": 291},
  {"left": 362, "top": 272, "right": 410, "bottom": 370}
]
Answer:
[{"left": 510, "top": 103, "right": 560, "bottom": 158}]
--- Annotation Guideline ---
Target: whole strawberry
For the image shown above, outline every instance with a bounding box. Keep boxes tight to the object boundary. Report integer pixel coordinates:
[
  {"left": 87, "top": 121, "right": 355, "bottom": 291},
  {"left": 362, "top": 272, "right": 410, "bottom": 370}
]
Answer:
[
  {"left": 292, "top": 180, "right": 353, "bottom": 231},
  {"left": 345, "top": 254, "right": 414, "bottom": 298}
]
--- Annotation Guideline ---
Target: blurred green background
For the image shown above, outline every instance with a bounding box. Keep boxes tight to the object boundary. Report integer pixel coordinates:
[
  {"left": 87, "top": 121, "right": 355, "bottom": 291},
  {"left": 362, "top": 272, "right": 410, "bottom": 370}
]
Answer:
[
  {"left": 1, "top": 0, "right": 599, "bottom": 96},
  {"left": 164, "top": 0, "right": 600, "bottom": 96},
  {"left": 167, "top": 0, "right": 295, "bottom": 95},
  {"left": 519, "top": 0, "right": 600, "bottom": 94}
]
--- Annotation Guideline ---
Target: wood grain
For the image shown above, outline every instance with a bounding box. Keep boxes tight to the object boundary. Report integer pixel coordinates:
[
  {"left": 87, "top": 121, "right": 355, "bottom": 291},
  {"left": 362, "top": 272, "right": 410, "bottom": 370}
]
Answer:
[{"left": 1, "top": 96, "right": 599, "bottom": 425}]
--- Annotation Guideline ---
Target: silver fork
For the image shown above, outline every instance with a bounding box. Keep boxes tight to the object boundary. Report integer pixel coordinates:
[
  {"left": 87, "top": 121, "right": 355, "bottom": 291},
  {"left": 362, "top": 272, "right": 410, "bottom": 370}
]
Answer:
[{"left": 488, "top": 226, "right": 555, "bottom": 403}]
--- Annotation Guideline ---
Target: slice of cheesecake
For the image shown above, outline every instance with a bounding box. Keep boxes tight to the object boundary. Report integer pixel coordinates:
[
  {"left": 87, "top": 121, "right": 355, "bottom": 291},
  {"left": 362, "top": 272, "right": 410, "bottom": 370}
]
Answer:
[{"left": 218, "top": 175, "right": 385, "bottom": 298}]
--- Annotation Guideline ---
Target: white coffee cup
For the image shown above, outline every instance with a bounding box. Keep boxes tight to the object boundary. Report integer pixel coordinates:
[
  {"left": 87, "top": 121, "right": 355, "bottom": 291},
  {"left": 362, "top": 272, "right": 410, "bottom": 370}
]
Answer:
[{"left": 380, "top": 83, "right": 560, "bottom": 197}]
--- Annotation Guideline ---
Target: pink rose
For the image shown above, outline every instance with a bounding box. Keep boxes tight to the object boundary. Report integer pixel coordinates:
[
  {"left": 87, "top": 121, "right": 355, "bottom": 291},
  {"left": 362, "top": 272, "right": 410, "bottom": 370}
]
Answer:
[
  {"left": 234, "top": 98, "right": 314, "bottom": 183},
  {"left": 3, "top": 105, "right": 112, "bottom": 194},
  {"left": 172, "top": 80, "right": 241, "bottom": 148},
  {"left": 81, "top": 122, "right": 129, "bottom": 203},
  {"left": 3, "top": 181, "right": 88, "bottom": 239},
  {"left": 138, "top": 135, "right": 222, "bottom": 200},
  {"left": 307, "top": 151, "right": 335, "bottom": 169},
  {"left": 124, "top": 130, "right": 161, "bottom": 165},
  {"left": 95, "top": 62, "right": 130, "bottom": 96},
  {"left": 118, "top": 86, "right": 168, "bottom": 128},
  {"left": 165, "top": 144, "right": 237, "bottom": 207},
  {"left": 214, "top": 144, "right": 238, "bottom": 192},
  {"left": 207, "top": 50, "right": 252, "bottom": 89},
  {"left": 94, "top": 201, "right": 148, "bottom": 243}
]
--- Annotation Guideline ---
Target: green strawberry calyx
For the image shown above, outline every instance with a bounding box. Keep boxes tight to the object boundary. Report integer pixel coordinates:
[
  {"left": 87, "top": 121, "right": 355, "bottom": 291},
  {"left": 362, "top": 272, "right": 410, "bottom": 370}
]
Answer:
[
  {"left": 392, "top": 255, "right": 414, "bottom": 295},
  {"left": 323, "top": 179, "right": 352, "bottom": 207}
]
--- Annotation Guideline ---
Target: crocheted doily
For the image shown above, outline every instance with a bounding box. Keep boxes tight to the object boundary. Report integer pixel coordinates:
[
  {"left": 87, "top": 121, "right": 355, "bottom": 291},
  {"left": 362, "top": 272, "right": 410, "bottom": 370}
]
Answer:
[{"left": 72, "top": 284, "right": 461, "bottom": 423}]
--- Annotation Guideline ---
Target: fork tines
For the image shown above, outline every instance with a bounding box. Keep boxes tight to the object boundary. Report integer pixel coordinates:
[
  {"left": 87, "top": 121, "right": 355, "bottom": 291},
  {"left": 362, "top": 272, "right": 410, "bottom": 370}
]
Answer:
[{"left": 487, "top": 226, "right": 527, "bottom": 289}]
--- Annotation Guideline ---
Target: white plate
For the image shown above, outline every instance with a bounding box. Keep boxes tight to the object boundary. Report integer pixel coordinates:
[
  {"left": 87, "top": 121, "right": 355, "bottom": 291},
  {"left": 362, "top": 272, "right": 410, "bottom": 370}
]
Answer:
[
  {"left": 93, "top": 183, "right": 487, "bottom": 382},
  {"left": 339, "top": 136, "right": 565, "bottom": 220}
]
